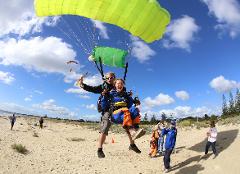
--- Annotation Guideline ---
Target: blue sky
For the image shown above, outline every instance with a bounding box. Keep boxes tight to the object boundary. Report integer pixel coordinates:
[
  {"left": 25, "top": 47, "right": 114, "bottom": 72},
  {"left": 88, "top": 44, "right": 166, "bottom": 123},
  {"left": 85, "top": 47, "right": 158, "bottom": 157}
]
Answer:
[{"left": 0, "top": 0, "right": 240, "bottom": 120}]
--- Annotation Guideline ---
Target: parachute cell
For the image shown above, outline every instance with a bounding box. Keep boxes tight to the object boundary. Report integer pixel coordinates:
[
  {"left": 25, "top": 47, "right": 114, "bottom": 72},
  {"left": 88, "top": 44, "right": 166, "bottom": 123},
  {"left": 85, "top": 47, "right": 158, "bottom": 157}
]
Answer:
[
  {"left": 92, "top": 47, "right": 127, "bottom": 68},
  {"left": 34, "top": 0, "right": 170, "bottom": 43}
]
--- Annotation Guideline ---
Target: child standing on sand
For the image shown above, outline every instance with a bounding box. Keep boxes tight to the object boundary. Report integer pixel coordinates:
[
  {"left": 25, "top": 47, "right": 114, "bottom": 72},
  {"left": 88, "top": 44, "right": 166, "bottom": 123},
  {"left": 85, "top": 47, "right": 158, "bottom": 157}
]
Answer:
[
  {"left": 205, "top": 120, "right": 217, "bottom": 157},
  {"left": 162, "top": 120, "right": 177, "bottom": 173},
  {"left": 149, "top": 125, "right": 160, "bottom": 158}
]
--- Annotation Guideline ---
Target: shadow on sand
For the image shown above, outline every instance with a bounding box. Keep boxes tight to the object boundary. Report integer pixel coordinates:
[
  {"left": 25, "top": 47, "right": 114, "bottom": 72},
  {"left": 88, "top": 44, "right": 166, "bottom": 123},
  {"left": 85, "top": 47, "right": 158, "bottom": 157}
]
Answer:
[
  {"left": 169, "top": 154, "right": 211, "bottom": 173},
  {"left": 169, "top": 129, "right": 238, "bottom": 173},
  {"left": 175, "top": 164, "right": 204, "bottom": 174},
  {"left": 189, "top": 129, "right": 239, "bottom": 154}
]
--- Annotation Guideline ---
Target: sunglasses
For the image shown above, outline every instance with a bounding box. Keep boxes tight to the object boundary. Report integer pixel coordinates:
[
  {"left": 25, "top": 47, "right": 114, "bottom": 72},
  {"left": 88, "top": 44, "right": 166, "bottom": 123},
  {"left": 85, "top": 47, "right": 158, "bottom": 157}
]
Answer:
[{"left": 106, "top": 76, "right": 115, "bottom": 80}]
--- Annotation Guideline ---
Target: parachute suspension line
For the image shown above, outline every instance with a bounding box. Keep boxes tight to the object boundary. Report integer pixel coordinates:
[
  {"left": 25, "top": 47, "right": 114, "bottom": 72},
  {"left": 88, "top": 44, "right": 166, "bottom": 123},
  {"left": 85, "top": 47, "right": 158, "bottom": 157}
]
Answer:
[
  {"left": 62, "top": 17, "right": 90, "bottom": 55},
  {"left": 84, "top": 19, "right": 97, "bottom": 50},
  {"left": 94, "top": 58, "right": 104, "bottom": 80},
  {"left": 62, "top": 17, "right": 90, "bottom": 54},
  {"left": 91, "top": 22, "right": 98, "bottom": 48},
  {"left": 56, "top": 24, "right": 85, "bottom": 54},
  {"left": 75, "top": 19, "right": 94, "bottom": 53},
  {"left": 99, "top": 57, "right": 104, "bottom": 79},
  {"left": 123, "top": 62, "right": 128, "bottom": 81}
]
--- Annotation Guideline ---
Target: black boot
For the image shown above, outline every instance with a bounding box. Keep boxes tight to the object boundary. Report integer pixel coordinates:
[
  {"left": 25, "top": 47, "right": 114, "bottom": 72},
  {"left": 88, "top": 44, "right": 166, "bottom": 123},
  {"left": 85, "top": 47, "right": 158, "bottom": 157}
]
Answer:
[
  {"left": 129, "top": 144, "right": 141, "bottom": 153},
  {"left": 97, "top": 148, "right": 105, "bottom": 158}
]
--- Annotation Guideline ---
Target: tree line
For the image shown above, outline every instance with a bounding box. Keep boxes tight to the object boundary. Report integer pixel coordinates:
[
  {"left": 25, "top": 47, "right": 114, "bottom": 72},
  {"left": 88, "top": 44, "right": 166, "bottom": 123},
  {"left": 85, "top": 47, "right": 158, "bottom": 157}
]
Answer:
[{"left": 222, "top": 88, "right": 240, "bottom": 117}]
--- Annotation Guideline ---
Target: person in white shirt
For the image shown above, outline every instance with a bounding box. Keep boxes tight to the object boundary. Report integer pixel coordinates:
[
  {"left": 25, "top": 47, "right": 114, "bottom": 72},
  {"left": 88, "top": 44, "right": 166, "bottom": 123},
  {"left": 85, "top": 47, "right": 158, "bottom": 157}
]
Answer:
[{"left": 205, "top": 120, "right": 217, "bottom": 156}]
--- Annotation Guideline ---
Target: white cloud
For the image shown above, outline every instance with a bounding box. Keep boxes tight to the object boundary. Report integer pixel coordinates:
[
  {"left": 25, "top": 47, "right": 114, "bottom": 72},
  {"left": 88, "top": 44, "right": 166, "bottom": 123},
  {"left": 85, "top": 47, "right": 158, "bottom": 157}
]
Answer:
[
  {"left": 175, "top": 90, "right": 190, "bottom": 100},
  {"left": 0, "top": 37, "right": 81, "bottom": 79},
  {"left": 91, "top": 20, "right": 109, "bottom": 39},
  {"left": 33, "top": 99, "right": 76, "bottom": 118},
  {"left": 65, "top": 74, "right": 102, "bottom": 98},
  {"left": 131, "top": 36, "right": 156, "bottom": 63},
  {"left": 0, "top": 0, "right": 59, "bottom": 37},
  {"left": 201, "top": 0, "right": 240, "bottom": 38},
  {"left": 34, "top": 90, "right": 43, "bottom": 95},
  {"left": 0, "top": 102, "right": 38, "bottom": 115},
  {"left": 209, "top": 75, "right": 240, "bottom": 92},
  {"left": 65, "top": 88, "right": 89, "bottom": 95},
  {"left": 143, "top": 93, "right": 175, "bottom": 109},
  {"left": 0, "top": 71, "right": 15, "bottom": 84},
  {"left": 163, "top": 15, "right": 200, "bottom": 51},
  {"left": 159, "top": 106, "right": 220, "bottom": 118},
  {"left": 24, "top": 95, "right": 32, "bottom": 102},
  {"left": 83, "top": 74, "right": 102, "bottom": 86},
  {"left": 78, "top": 95, "right": 91, "bottom": 99},
  {"left": 85, "top": 104, "right": 97, "bottom": 110}
]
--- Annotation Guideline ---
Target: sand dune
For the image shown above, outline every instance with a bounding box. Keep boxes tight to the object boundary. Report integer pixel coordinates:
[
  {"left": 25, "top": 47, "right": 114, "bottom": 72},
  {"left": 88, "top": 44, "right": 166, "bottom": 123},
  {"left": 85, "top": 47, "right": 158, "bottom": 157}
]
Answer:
[{"left": 0, "top": 116, "right": 239, "bottom": 174}]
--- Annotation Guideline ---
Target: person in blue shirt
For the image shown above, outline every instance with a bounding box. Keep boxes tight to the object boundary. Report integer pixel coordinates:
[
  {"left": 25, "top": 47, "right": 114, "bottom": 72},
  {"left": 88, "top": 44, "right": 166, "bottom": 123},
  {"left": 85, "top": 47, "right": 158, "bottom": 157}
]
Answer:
[
  {"left": 162, "top": 120, "right": 177, "bottom": 172},
  {"left": 100, "top": 79, "right": 144, "bottom": 155}
]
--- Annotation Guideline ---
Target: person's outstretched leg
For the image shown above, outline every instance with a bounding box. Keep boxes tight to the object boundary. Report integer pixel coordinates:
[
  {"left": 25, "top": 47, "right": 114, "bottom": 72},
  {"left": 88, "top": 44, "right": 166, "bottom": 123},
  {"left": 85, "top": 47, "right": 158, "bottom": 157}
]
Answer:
[{"left": 125, "top": 128, "right": 141, "bottom": 153}]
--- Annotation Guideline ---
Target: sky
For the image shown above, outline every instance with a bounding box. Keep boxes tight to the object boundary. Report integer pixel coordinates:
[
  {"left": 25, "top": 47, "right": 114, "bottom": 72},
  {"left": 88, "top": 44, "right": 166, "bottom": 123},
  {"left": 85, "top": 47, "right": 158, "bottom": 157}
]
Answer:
[{"left": 0, "top": 0, "right": 240, "bottom": 121}]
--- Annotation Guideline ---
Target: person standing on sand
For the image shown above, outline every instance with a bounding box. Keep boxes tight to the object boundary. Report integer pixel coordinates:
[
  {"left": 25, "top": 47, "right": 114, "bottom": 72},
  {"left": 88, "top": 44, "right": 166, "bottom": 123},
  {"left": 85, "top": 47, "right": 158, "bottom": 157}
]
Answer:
[
  {"left": 149, "top": 125, "right": 159, "bottom": 158},
  {"left": 77, "top": 72, "right": 116, "bottom": 158},
  {"left": 204, "top": 120, "right": 218, "bottom": 158},
  {"left": 9, "top": 113, "right": 16, "bottom": 130},
  {"left": 39, "top": 117, "right": 44, "bottom": 129},
  {"left": 162, "top": 120, "right": 177, "bottom": 173},
  {"left": 157, "top": 121, "right": 165, "bottom": 155}
]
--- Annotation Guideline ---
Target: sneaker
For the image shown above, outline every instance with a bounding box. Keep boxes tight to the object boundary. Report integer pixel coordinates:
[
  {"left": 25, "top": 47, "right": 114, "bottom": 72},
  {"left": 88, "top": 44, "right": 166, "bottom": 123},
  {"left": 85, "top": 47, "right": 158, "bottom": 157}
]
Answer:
[
  {"left": 97, "top": 149, "right": 105, "bottom": 158},
  {"left": 129, "top": 144, "right": 141, "bottom": 153},
  {"left": 200, "top": 154, "right": 208, "bottom": 160},
  {"left": 132, "top": 128, "right": 146, "bottom": 140},
  {"left": 164, "top": 169, "right": 169, "bottom": 173},
  {"left": 213, "top": 153, "right": 218, "bottom": 159}
]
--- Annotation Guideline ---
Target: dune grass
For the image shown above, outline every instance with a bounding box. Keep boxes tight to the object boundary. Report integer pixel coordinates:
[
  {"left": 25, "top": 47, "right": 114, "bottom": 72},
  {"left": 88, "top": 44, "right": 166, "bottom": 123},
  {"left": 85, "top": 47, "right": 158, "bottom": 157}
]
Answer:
[{"left": 11, "top": 143, "right": 28, "bottom": 154}]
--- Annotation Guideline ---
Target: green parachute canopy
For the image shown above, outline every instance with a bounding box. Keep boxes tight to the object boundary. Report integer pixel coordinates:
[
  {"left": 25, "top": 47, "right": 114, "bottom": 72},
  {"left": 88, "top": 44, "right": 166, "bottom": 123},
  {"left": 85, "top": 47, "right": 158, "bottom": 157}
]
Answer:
[
  {"left": 34, "top": 0, "right": 170, "bottom": 43},
  {"left": 91, "top": 47, "right": 127, "bottom": 68}
]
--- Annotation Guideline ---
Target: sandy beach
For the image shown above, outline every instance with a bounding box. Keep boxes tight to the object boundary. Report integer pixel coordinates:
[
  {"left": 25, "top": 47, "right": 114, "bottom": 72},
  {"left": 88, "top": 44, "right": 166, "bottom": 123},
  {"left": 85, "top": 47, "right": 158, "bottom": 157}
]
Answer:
[{"left": 0, "top": 116, "right": 239, "bottom": 174}]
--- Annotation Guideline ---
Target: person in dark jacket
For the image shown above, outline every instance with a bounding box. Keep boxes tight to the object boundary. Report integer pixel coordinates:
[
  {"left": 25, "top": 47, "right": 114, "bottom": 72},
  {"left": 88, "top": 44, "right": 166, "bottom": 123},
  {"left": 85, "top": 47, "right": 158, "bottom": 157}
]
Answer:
[
  {"left": 100, "top": 78, "right": 142, "bottom": 154},
  {"left": 162, "top": 120, "right": 177, "bottom": 172},
  {"left": 9, "top": 113, "right": 16, "bottom": 130},
  {"left": 78, "top": 72, "right": 115, "bottom": 94},
  {"left": 78, "top": 72, "right": 116, "bottom": 158}
]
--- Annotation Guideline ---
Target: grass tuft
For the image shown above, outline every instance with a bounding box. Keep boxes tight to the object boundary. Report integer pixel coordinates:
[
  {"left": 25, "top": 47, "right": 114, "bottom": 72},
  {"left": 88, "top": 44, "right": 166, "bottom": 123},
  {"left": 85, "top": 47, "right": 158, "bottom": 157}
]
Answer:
[{"left": 11, "top": 144, "right": 28, "bottom": 154}]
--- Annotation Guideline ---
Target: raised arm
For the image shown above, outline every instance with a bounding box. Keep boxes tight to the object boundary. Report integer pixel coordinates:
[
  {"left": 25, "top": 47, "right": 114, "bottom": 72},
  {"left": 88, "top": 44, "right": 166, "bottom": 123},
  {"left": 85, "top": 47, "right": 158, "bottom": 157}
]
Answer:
[{"left": 77, "top": 76, "right": 103, "bottom": 94}]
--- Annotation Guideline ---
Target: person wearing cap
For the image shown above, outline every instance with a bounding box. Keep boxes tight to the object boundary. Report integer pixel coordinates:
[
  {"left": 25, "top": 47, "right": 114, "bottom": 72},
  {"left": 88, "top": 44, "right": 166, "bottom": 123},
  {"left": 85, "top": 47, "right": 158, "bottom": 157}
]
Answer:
[
  {"left": 204, "top": 120, "right": 217, "bottom": 157},
  {"left": 162, "top": 120, "right": 177, "bottom": 173}
]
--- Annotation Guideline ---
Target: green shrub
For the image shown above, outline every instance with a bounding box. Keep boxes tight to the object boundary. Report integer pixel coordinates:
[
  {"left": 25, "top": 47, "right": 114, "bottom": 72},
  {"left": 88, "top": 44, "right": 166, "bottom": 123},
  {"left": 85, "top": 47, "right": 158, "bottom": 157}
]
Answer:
[{"left": 11, "top": 144, "right": 28, "bottom": 154}]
